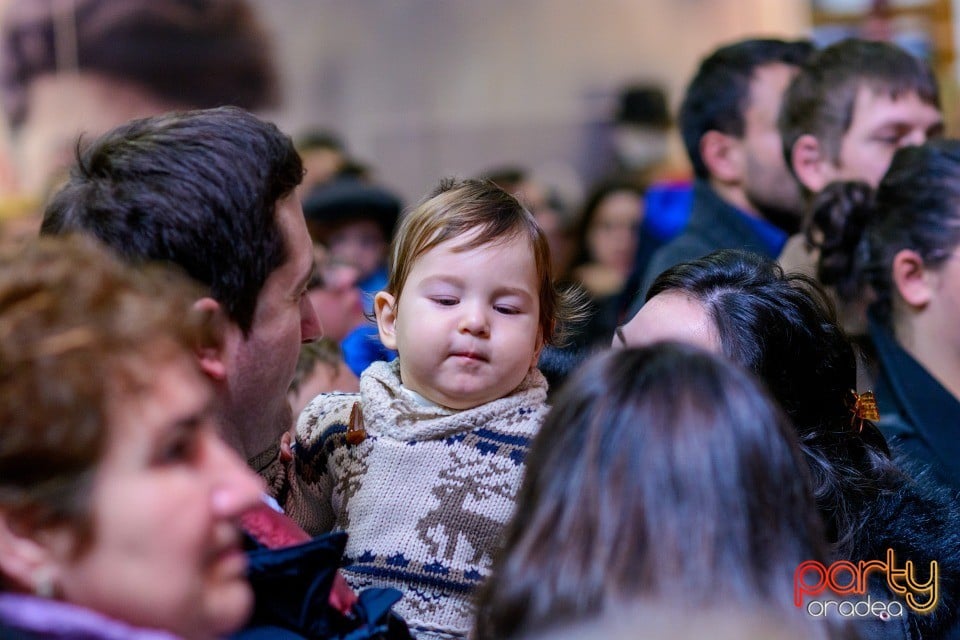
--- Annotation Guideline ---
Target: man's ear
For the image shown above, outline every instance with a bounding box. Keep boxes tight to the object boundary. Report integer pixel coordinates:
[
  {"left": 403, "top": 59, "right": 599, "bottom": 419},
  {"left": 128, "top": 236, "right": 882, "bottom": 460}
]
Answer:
[
  {"left": 791, "top": 134, "right": 834, "bottom": 194},
  {"left": 193, "top": 297, "right": 231, "bottom": 381},
  {"left": 892, "top": 249, "right": 934, "bottom": 310},
  {"left": 374, "top": 292, "right": 398, "bottom": 351},
  {"left": 699, "top": 130, "right": 744, "bottom": 184}
]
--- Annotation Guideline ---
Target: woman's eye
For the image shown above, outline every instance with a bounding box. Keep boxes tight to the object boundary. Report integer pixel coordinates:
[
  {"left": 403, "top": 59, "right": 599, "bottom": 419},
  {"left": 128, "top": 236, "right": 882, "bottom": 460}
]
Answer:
[
  {"left": 873, "top": 135, "right": 900, "bottom": 146},
  {"left": 156, "top": 435, "right": 199, "bottom": 465}
]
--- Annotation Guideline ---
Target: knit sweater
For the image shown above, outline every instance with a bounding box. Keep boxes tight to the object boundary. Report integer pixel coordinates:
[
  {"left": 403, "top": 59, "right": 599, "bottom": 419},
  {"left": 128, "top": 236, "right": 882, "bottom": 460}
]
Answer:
[{"left": 286, "top": 360, "right": 548, "bottom": 639}]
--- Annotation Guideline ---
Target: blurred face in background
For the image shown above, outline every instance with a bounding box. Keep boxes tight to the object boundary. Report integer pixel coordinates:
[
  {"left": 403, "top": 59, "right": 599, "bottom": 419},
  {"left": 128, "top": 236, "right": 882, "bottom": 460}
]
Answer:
[
  {"left": 586, "top": 189, "right": 643, "bottom": 275},
  {"left": 307, "top": 258, "right": 366, "bottom": 342},
  {"left": 740, "top": 63, "right": 805, "bottom": 230},
  {"left": 325, "top": 219, "right": 388, "bottom": 282},
  {"left": 829, "top": 87, "right": 942, "bottom": 188},
  {"left": 14, "top": 72, "right": 184, "bottom": 198}
]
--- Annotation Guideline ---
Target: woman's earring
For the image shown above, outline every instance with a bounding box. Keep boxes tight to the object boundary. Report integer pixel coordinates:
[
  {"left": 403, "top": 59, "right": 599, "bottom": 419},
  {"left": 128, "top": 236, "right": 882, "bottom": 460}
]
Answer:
[{"left": 33, "top": 567, "right": 55, "bottom": 598}]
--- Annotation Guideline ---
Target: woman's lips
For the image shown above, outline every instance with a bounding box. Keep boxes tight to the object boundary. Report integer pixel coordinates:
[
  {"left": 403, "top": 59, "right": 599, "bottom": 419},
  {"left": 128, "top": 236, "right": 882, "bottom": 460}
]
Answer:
[{"left": 211, "top": 543, "right": 248, "bottom": 579}]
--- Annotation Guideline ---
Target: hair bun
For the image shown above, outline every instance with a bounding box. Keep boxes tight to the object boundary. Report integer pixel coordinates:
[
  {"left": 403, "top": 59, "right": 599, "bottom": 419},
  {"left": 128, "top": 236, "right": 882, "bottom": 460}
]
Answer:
[{"left": 809, "top": 181, "right": 874, "bottom": 303}]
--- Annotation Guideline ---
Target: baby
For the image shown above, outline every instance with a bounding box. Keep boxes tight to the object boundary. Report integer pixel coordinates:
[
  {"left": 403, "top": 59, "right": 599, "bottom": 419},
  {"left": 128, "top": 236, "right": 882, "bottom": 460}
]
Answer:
[{"left": 287, "top": 178, "right": 581, "bottom": 639}]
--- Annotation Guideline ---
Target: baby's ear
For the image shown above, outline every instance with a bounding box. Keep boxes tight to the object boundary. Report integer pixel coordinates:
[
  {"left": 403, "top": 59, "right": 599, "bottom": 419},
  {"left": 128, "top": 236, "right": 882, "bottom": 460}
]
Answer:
[
  {"left": 531, "top": 326, "right": 548, "bottom": 369},
  {"left": 374, "top": 292, "right": 399, "bottom": 350}
]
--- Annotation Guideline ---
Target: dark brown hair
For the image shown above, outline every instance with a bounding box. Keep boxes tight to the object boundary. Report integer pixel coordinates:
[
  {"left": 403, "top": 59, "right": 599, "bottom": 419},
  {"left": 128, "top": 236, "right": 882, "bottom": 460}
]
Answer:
[
  {"left": 812, "top": 141, "right": 960, "bottom": 330},
  {"left": 647, "top": 250, "right": 901, "bottom": 552},
  {"left": 475, "top": 344, "right": 829, "bottom": 639},
  {"left": 779, "top": 38, "right": 939, "bottom": 179}
]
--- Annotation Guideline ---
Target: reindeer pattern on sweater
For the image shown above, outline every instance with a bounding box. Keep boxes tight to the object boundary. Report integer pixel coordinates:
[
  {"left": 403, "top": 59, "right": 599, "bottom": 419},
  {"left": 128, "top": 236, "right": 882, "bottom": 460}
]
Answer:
[{"left": 287, "top": 360, "right": 548, "bottom": 640}]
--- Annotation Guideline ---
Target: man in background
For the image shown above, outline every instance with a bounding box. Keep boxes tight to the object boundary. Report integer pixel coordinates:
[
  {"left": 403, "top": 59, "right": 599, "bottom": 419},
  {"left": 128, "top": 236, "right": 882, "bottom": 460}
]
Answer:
[
  {"left": 777, "top": 38, "right": 942, "bottom": 278},
  {"left": 630, "top": 38, "right": 814, "bottom": 310}
]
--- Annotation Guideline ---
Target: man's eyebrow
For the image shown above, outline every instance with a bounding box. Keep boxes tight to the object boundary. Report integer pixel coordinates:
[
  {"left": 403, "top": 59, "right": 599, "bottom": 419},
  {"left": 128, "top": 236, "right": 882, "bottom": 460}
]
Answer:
[{"left": 614, "top": 325, "right": 627, "bottom": 347}]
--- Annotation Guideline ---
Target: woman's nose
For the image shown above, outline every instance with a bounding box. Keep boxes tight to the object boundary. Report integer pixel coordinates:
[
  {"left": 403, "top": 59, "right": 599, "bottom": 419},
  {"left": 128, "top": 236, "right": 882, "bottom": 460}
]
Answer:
[{"left": 208, "top": 435, "right": 265, "bottom": 518}]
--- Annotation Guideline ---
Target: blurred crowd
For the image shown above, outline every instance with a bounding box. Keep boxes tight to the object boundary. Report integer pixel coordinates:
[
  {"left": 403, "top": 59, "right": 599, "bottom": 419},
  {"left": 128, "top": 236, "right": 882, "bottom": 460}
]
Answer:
[{"left": 1, "top": 1, "right": 960, "bottom": 640}]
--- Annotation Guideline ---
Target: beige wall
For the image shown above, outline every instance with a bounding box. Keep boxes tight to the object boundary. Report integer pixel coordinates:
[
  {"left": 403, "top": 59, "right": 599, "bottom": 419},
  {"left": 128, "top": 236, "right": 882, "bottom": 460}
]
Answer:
[{"left": 253, "top": 0, "right": 811, "bottom": 203}]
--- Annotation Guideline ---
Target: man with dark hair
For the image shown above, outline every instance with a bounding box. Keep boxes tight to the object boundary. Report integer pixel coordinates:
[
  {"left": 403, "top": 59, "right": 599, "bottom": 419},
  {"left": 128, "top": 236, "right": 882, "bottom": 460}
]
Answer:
[
  {"left": 780, "top": 38, "right": 942, "bottom": 196},
  {"left": 42, "top": 106, "right": 320, "bottom": 496},
  {"left": 633, "top": 38, "right": 814, "bottom": 306},
  {"left": 777, "top": 38, "right": 942, "bottom": 282},
  {"left": 39, "top": 106, "right": 413, "bottom": 640}
]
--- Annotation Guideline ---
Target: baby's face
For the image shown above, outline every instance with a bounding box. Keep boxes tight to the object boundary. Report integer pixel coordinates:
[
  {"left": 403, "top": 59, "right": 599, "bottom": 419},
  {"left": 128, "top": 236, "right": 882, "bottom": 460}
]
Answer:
[{"left": 375, "top": 232, "right": 543, "bottom": 409}]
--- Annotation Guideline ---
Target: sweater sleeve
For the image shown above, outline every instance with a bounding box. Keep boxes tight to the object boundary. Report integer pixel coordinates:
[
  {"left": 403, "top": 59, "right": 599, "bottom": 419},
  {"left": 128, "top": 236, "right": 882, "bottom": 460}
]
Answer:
[{"left": 284, "top": 393, "right": 356, "bottom": 536}]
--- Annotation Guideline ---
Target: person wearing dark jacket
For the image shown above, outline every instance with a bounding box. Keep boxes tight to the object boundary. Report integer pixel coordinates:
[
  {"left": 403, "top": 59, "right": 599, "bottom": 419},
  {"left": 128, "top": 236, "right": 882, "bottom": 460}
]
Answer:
[
  {"left": 39, "top": 107, "right": 410, "bottom": 640},
  {"left": 629, "top": 38, "right": 814, "bottom": 312},
  {"left": 234, "top": 502, "right": 410, "bottom": 640}
]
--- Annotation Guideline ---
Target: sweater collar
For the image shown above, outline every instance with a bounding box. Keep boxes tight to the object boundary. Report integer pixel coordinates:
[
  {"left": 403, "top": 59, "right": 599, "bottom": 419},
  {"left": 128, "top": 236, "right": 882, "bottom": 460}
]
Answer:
[{"left": 358, "top": 359, "right": 547, "bottom": 441}]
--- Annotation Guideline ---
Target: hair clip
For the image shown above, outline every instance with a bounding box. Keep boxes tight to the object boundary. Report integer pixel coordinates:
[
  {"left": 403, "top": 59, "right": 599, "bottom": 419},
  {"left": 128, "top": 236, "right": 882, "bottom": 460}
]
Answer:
[
  {"left": 849, "top": 390, "right": 879, "bottom": 433},
  {"left": 346, "top": 401, "right": 367, "bottom": 445}
]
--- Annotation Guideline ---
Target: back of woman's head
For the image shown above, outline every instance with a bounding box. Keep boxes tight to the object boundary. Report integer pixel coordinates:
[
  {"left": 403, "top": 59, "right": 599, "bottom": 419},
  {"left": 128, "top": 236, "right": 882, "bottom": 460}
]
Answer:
[
  {"left": 474, "top": 343, "right": 826, "bottom": 639},
  {"left": 647, "top": 250, "right": 898, "bottom": 549},
  {"left": 812, "top": 140, "right": 960, "bottom": 327}
]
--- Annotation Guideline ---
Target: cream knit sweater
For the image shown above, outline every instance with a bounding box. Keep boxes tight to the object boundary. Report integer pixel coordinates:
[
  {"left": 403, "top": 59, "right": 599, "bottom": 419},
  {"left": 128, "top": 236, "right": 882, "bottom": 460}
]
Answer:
[{"left": 286, "top": 359, "right": 548, "bottom": 639}]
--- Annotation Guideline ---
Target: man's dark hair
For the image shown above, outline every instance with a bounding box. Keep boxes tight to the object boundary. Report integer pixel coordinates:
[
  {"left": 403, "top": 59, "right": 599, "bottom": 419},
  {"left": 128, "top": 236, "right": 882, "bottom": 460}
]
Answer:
[
  {"left": 680, "top": 38, "right": 814, "bottom": 179},
  {"left": 41, "top": 106, "right": 303, "bottom": 335},
  {"left": 779, "top": 38, "right": 940, "bottom": 170}
]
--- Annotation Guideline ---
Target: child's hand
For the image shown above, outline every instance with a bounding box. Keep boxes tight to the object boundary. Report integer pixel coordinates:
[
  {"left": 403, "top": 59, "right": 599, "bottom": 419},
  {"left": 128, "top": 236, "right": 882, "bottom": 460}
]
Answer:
[{"left": 280, "top": 430, "right": 294, "bottom": 462}]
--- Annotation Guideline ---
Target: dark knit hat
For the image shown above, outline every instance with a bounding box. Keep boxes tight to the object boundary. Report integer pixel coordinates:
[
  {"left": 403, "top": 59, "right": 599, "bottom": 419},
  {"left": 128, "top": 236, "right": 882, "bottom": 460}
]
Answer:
[
  {"left": 302, "top": 177, "right": 402, "bottom": 241},
  {"left": 615, "top": 84, "right": 670, "bottom": 129}
]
